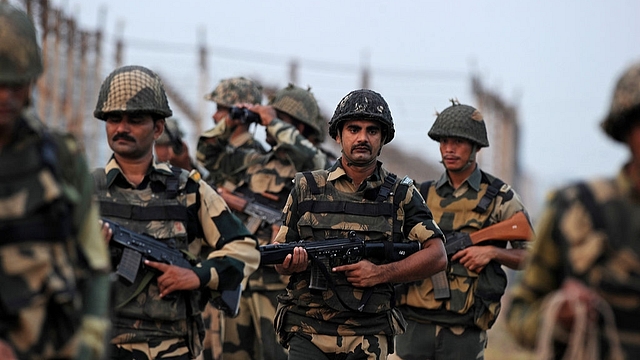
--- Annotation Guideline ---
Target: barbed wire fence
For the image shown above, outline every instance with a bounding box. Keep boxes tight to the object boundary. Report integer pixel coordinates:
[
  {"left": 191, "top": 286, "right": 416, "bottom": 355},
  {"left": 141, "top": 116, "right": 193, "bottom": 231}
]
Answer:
[{"left": 9, "top": 0, "right": 525, "bottom": 194}]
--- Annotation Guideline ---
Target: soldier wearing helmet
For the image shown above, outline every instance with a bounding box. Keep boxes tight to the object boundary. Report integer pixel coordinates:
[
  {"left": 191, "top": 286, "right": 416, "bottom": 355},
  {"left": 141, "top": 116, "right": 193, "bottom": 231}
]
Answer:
[
  {"left": 197, "top": 77, "right": 267, "bottom": 188},
  {"left": 507, "top": 62, "right": 640, "bottom": 359},
  {"left": 392, "top": 100, "right": 532, "bottom": 360},
  {"left": 272, "top": 89, "right": 446, "bottom": 360},
  {"left": 92, "top": 65, "right": 259, "bottom": 360},
  {"left": 197, "top": 83, "right": 327, "bottom": 360},
  {"left": 0, "top": 3, "right": 111, "bottom": 360}
]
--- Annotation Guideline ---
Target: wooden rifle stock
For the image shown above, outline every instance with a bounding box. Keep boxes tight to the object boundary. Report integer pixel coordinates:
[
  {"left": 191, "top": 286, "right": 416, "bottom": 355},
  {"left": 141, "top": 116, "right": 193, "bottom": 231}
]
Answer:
[
  {"left": 217, "top": 188, "right": 248, "bottom": 213},
  {"left": 431, "top": 211, "right": 533, "bottom": 300},
  {"left": 468, "top": 211, "right": 533, "bottom": 244}
]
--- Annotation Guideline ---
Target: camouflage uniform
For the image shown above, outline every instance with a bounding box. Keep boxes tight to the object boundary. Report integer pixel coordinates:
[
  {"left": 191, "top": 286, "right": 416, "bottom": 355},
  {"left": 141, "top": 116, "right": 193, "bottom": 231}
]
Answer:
[
  {"left": 198, "top": 84, "right": 327, "bottom": 360},
  {"left": 274, "top": 89, "right": 445, "bottom": 360},
  {"left": 197, "top": 77, "right": 267, "bottom": 189},
  {"left": 93, "top": 65, "right": 260, "bottom": 360},
  {"left": 506, "top": 62, "right": 640, "bottom": 359},
  {"left": 0, "top": 4, "right": 111, "bottom": 360},
  {"left": 393, "top": 103, "right": 531, "bottom": 360}
]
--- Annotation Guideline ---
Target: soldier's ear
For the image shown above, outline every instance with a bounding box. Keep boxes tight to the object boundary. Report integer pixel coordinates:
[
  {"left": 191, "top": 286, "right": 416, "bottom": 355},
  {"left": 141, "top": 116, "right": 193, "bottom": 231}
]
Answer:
[{"left": 153, "top": 118, "right": 166, "bottom": 140}]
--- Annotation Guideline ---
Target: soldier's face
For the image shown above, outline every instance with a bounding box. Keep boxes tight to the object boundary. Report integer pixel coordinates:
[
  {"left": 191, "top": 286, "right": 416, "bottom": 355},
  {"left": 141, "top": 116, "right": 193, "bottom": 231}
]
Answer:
[
  {"left": 106, "top": 113, "right": 164, "bottom": 160},
  {"left": 0, "top": 82, "right": 30, "bottom": 128},
  {"left": 336, "top": 119, "right": 383, "bottom": 166},
  {"left": 439, "top": 137, "right": 474, "bottom": 172}
]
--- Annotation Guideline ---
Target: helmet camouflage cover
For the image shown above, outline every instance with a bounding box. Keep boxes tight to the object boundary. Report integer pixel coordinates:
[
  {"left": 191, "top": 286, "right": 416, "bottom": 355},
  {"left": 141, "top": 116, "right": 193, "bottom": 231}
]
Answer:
[
  {"left": 428, "top": 100, "right": 489, "bottom": 148},
  {"left": 328, "top": 89, "right": 395, "bottom": 144},
  {"left": 0, "top": 3, "right": 43, "bottom": 83},
  {"left": 601, "top": 61, "right": 640, "bottom": 142},
  {"left": 94, "top": 65, "right": 172, "bottom": 120},
  {"left": 270, "top": 84, "right": 321, "bottom": 136},
  {"left": 204, "top": 77, "right": 263, "bottom": 107}
]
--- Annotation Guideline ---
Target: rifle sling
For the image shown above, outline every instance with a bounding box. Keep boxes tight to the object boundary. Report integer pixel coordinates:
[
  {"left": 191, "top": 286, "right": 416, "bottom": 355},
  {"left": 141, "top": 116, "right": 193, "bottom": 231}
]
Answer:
[{"left": 116, "top": 271, "right": 154, "bottom": 309}]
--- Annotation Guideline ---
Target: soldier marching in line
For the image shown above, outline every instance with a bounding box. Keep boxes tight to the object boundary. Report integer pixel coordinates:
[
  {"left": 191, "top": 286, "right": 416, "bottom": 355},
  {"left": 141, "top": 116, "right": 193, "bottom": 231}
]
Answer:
[
  {"left": 392, "top": 101, "right": 533, "bottom": 360},
  {"left": 507, "top": 61, "right": 640, "bottom": 359},
  {"left": 273, "top": 89, "right": 447, "bottom": 360},
  {"left": 197, "top": 83, "right": 328, "bottom": 360},
  {"left": 0, "top": 4, "right": 111, "bottom": 359},
  {"left": 93, "top": 65, "right": 260, "bottom": 360}
]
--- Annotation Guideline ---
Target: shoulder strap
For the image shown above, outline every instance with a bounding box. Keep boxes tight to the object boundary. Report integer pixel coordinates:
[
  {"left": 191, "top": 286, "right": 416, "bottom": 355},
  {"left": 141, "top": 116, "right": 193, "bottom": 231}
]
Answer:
[
  {"left": 473, "top": 177, "right": 505, "bottom": 214},
  {"left": 165, "top": 166, "right": 183, "bottom": 199},
  {"left": 575, "top": 181, "right": 606, "bottom": 230},
  {"left": 375, "top": 173, "right": 397, "bottom": 202},
  {"left": 418, "top": 180, "right": 434, "bottom": 201}
]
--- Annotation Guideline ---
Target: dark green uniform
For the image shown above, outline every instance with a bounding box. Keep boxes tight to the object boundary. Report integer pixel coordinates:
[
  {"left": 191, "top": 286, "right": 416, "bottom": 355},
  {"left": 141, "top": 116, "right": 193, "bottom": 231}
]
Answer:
[
  {"left": 274, "top": 161, "right": 444, "bottom": 360},
  {"left": 395, "top": 166, "right": 529, "bottom": 360}
]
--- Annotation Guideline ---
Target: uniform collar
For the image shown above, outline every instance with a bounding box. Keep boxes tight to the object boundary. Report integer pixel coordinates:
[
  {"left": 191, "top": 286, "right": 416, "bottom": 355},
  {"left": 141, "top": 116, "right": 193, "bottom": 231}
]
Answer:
[
  {"left": 104, "top": 155, "right": 173, "bottom": 188},
  {"left": 435, "top": 164, "right": 482, "bottom": 192}
]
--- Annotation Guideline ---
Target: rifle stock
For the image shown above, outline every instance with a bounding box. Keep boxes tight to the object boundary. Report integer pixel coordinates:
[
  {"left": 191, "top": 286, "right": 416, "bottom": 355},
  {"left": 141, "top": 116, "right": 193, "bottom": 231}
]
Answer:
[
  {"left": 431, "top": 211, "right": 533, "bottom": 300},
  {"left": 467, "top": 211, "right": 532, "bottom": 244},
  {"left": 218, "top": 189, "right": 283, "bottom": 233}
]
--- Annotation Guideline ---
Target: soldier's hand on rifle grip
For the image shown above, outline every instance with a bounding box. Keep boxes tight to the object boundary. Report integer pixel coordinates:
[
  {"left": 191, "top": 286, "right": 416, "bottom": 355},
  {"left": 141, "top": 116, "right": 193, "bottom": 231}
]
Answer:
[
  {"left": 99, "top": 220, "right": 113, "bottom": 244},
  {"left": 451, "top": 246, "right": 493, "bottom": 273},
  {"left": 144, "top": 260, "right": 200, "bottom": 298},
  {"left": 333, "top": 259, "right": 381, "bottom": 288},
  {"left": 275, "top": 246, "right": 308, "bottom": 275}
]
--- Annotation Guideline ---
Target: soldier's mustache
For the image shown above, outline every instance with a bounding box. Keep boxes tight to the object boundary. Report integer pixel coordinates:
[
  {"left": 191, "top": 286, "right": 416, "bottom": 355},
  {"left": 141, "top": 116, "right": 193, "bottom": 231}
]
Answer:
[
  {"left": 352, "top": 144, "right": 371, "bottom": 152},
  {"left": 113, "top": 133, "right": 136, "bottom": 142}
]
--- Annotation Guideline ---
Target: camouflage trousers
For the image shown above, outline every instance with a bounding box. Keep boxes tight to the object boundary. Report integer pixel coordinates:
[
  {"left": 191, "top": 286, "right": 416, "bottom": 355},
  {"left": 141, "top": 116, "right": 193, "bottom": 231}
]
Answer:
[
  {"left": 222, "top": 289, "right": 287, "bottom": 360},
  {"left": 389, "top": 322, "right": 486, "bottom": 360},
  {"left": 197, "top": 302, "right": 222, "bottom": 360},
  {"left": 287, "top": 333, "right": 389, "bottom": 360},
  {"left": 109, "top": 338, "right": 190, "bottom": 359}
]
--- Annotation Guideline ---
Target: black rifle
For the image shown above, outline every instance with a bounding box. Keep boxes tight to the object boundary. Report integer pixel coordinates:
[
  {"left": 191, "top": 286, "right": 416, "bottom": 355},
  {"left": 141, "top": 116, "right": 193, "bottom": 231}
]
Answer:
[
  {"left": 260, "top": 232, "right": 421, "bottom": 290},
  {"left": 104, "top": 219, "right": 241, "bottom": 317}
]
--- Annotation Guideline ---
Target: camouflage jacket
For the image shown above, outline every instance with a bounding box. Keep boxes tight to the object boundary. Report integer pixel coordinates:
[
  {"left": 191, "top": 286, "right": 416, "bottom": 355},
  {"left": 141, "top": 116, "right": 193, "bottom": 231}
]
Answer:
[
  {"left": 507, "top": 167, "right": 640, "bottom": 356},
  {"left": 400, "top": 166, "right": 530, "bottom": 331},
  {"left": 197, "top": 120, "right": 267, "bottom": 188},
  {"left": 93, "top": 157, "right": 259, "bottom": 349},
  {"left": 273, "top": 160, "right": 444, "bottom": 338},
  {"left": 198, "top": 118, "right": 327, "bottom": 291},
  {"left": 0, "top": 112, "right": 110, "bottom": 359}
]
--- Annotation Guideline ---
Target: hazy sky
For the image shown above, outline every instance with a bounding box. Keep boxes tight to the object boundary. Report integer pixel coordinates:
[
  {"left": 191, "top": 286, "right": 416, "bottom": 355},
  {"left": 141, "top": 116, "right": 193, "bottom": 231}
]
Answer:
[{"left": 41, "top": 0, "right": 640, "bottom": 198}]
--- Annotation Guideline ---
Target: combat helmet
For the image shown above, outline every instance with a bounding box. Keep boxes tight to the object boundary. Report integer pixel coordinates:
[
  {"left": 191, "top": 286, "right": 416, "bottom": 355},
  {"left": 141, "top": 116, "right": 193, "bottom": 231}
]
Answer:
[
  {"left": 0, "top": 3, "right": 43, "bottom": 83},
  {"left": 428, "top": 100, "right": 489, "bottom": 147},
  {"left": 328, "top": 89, "right": 395, "bottom": 144},
  {"left": 270, "top": 84, "right": 321, "bottom": 136},
  {"left": 94, "top": 65, "right": 172, "bottom": 120},
  {"left": 601, "top": 62, "right": 640, "bottom": 142},
  {"left": 156, "top": 118, "right": 183, "bottom": 146},
  {"left": 205, "top": 77, "right": 263, "bottom": 106}
]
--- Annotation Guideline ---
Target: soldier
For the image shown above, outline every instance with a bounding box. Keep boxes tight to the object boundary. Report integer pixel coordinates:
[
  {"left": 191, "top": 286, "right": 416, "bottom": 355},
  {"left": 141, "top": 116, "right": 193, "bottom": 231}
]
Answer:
[
  {"left": 93, "top": 65, "right": 260, "bottom": 360},
  {"left": 506, "top": 61, "right": 640, "bottom": 359},
  {"left": 155, "top": 118, "right": 206, "bottom": 173},
  {"left": 197, "top": 77, "right": 267, "bottom": 189},
  {"left": 197, "top": 83, "right": 327, "bottom": 360},
  {"left": 273, "top": 89, "right": 447, "bottom": 360},
  {"left": 392, "top": 100, "right": 532, "bottom": 360},
  {"left": 0, "top": 3, "right": 111, "bottom": 360}
]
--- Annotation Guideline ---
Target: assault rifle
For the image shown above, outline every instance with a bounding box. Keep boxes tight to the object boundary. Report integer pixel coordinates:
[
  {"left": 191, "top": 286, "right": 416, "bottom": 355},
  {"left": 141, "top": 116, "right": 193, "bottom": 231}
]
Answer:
[
  {"left": 431, "top": 211, "right": 533, "bottom": 300},
  {"left": 260, "top": 232, "right": 421, "bottom": 290},
  {"left": 218, "top": 189, "right": 283, "bottom": 233},
  {"left": 104, "top": 219, "right": 241, "bottom": 317}
]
